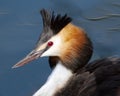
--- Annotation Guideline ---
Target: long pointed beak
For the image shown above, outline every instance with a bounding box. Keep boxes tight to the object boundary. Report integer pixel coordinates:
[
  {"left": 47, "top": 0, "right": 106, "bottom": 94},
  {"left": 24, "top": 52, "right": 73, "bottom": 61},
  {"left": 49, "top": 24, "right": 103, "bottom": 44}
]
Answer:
[{"left": 12, "top": 49, "right": 45, "bottom": 68}]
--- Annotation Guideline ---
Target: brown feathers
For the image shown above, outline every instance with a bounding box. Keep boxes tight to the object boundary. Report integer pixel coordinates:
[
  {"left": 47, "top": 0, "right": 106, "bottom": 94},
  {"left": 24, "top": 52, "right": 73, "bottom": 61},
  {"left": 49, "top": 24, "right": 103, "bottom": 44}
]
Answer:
[{"left": 49, "top": 23, "right": 93, "bottom": 72}]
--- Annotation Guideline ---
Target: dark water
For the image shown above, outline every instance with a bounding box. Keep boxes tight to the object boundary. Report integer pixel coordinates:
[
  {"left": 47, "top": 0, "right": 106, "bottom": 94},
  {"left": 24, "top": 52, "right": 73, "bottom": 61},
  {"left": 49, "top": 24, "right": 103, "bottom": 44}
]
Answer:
[{"left": 0, "top": 0, "right": 120, "bottom": 96}]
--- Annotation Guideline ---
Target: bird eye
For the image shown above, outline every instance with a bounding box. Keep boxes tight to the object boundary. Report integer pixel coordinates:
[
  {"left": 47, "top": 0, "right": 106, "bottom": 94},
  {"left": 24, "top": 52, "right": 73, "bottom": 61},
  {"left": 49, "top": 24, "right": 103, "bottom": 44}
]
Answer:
[{"left": 47, "top": 41, "right": 53, "bottom": 47}]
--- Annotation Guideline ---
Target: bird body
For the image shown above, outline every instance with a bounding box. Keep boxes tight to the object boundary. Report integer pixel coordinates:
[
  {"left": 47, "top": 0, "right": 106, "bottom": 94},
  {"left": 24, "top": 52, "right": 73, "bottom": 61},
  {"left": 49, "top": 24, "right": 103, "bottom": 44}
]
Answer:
[
  {"left": 13, "top": 9, "right": 120, "bottom": 96},
  {"left": 54, "top": 57, "right": 120, "bottom": 96}
]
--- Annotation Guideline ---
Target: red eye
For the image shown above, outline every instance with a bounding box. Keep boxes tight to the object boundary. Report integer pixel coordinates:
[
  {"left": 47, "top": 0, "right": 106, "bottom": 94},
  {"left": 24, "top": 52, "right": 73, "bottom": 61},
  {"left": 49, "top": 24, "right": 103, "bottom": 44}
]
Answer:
[{"left": 47, "top": 41, "right": 53, "bottom": 47}]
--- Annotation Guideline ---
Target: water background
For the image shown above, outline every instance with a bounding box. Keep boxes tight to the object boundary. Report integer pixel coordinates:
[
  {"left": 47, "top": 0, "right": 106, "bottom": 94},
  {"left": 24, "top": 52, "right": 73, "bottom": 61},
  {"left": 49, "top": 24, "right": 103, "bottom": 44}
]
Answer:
[{"left": 0, "top": 0, "right": 120, "bottom": 96}]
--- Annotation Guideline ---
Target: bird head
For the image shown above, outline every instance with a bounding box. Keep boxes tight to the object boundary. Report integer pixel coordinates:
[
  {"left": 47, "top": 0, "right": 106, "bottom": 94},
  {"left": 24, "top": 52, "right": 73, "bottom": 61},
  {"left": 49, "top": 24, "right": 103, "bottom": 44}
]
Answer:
[{"left": 12, "top": 9, "right": 93, "bottom": 72}]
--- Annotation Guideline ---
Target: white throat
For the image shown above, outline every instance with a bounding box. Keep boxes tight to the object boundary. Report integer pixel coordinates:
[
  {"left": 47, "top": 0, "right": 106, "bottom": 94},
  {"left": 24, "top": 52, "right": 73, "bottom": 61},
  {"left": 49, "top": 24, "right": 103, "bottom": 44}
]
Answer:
[{"left": 33, "top": 62, "right": 73, "bottom": 96}]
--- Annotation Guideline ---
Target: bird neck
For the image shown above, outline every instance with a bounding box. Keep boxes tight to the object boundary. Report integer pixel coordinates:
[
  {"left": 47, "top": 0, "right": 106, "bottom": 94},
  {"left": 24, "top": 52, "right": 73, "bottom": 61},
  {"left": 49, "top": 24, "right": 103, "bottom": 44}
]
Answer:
[{"left": 33, "top": 61, "right": 73, "bottom": 96}]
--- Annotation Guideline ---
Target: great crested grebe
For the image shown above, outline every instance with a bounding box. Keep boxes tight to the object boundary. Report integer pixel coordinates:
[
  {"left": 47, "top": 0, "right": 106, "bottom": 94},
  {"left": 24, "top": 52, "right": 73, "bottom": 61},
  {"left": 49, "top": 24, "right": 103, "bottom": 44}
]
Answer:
[{"left": 13, "top": 9, "right": 120, "bottom": 96}]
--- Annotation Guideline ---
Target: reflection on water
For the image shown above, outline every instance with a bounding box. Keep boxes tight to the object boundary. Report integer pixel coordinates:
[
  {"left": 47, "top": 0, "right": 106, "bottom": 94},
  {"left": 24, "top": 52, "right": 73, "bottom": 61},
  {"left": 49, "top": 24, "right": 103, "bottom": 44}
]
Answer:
[{"left": 0, "top": 0, "right": 120, "bottom": 96}]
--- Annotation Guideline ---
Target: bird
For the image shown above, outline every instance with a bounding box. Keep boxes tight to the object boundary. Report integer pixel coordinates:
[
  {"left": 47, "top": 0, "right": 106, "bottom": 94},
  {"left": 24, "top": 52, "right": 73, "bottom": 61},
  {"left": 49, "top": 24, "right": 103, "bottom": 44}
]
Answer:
[{"left": 12, "top": 9, "right": 120, "bottom": 96}]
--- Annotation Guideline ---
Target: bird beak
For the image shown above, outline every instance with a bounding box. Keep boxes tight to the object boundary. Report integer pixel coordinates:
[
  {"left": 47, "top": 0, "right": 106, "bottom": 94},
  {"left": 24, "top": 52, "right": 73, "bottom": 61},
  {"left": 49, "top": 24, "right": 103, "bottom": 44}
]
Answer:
[{"left": 12, "top": 48, "right": 46, "bottom": 68}]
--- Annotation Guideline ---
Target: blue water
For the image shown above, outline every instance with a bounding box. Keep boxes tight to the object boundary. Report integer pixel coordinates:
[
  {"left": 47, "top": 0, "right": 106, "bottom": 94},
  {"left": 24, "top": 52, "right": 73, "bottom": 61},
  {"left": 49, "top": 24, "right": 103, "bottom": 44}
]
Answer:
[{"left": 0, "top": 0, "right": 120, "bottom": 96}]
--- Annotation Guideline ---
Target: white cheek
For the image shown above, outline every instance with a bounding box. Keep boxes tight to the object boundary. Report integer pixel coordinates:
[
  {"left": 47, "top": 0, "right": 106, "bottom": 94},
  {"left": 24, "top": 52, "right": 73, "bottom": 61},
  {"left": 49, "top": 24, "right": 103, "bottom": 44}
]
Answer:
[{"left": 41, "top": 36, "right": 62, "bottom": 57}]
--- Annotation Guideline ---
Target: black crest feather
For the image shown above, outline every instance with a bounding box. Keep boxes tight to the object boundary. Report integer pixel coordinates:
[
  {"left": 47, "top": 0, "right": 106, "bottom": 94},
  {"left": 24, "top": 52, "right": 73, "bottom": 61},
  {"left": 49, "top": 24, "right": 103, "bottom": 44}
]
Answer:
[{"left": 40, "top": 9, "right": 72, "bottom": 34}]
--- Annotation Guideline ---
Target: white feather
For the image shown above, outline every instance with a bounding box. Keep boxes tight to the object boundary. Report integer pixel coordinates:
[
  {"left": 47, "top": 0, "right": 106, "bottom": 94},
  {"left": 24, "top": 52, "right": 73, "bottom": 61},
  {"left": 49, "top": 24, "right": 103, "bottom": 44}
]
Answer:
[
  {"left": 33, "top": 62, "right": 73, "bottom": 96},
  {"left": 41, "top": 35, "right": 62, "bottom": 57}
]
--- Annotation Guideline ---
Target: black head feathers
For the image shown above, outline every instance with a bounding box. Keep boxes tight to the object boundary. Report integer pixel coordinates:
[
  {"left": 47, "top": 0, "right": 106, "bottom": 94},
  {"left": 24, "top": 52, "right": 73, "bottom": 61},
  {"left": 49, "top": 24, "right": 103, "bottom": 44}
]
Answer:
[
  {"left": 35, "top": 9, "right": 72, "bottom": 47},
  {"left": 40, "top": 9, "right": 72, "bottom": 34}
]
